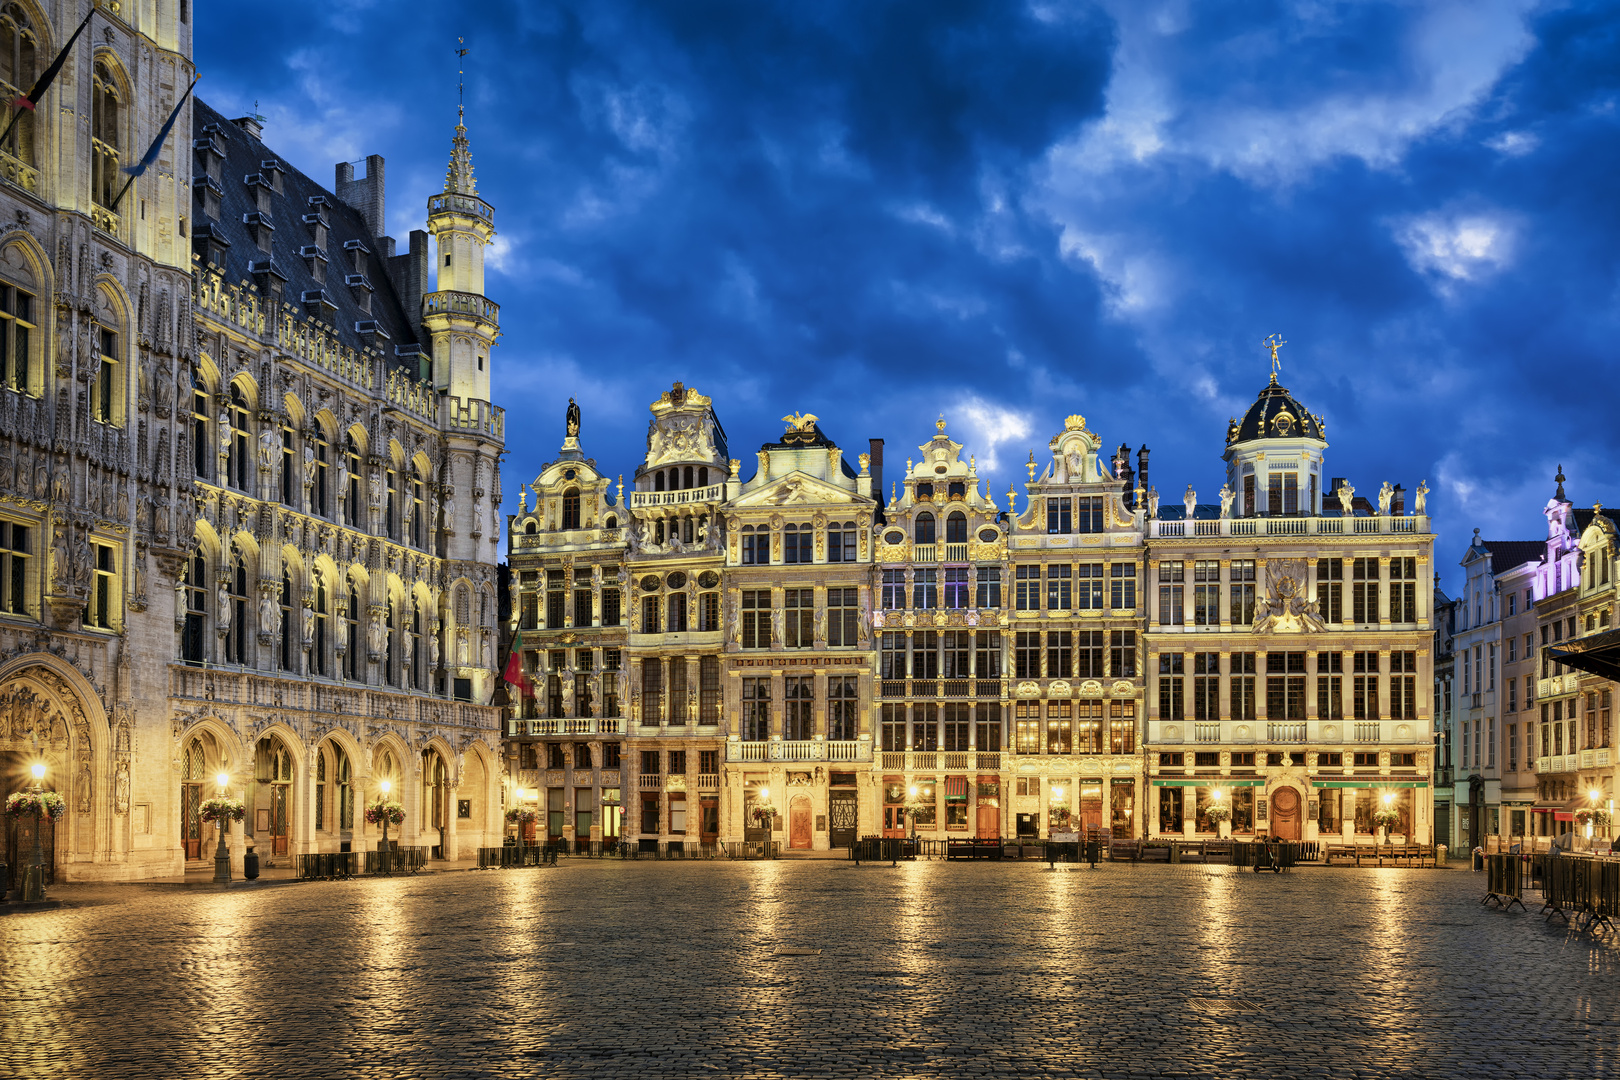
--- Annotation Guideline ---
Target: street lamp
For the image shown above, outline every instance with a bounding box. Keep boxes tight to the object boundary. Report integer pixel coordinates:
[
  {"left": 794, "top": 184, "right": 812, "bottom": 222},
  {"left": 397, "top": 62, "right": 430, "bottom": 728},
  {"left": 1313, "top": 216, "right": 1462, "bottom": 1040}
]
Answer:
[
  {"left": 1588, "top": 789, "right": 1602, "bottom": 846},
  {"left": 213, "top": 771, "right": 231, "bottom": 885},
  {"left": 908, "top": 784, "right": 920, "bottom": 840},
  {"left": 380, "top": 778, "right": 393, "bottom": 875},
  {"left": 22, "top": 762, "right": 47, "bottom": 902}
]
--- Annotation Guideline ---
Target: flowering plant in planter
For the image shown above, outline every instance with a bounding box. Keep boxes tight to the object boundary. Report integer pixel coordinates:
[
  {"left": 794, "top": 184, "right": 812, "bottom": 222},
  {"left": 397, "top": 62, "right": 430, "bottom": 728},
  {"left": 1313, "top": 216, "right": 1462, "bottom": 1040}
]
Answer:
[
  {"left": 1204, "top": 804, "right": 1233, "bottom": 824},
  {"left": 6, "top": 790, "right": 67, "bottom": 820},
  {"left": 1575, "top": 807, "right": 1611, "bottom": 828},
  {"left": 505, "top": 808, "right": 539, "bottom": 824},
  {"left": 1372, "top": 807, "right": 1402, "bottom": 830},
  {"left": 198, "top": 797, "right": 246, "bottom": 824},
  {"left": 365, "top": 801, "right": 405, "bottom": 827},
  {"left": 750, "top": 804, "right": 777, "bottom": 827}
]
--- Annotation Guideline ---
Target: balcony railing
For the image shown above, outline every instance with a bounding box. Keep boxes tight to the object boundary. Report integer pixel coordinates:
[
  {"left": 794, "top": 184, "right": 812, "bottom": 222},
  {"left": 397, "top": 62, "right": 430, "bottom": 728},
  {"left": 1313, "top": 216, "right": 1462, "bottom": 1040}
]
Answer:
[
  {"left": 638, "top": 774, "right": 662, "bottom": 790},
  {"left": 696, "top": 773, "right": 720, "bottom": 791},
  {"left": 1354, "top": 722, "right": 1381, "bottom": 743},
  {"left": 913, "top": 543, "right": 937, "bottom": 564},
  {"left": 504, "top": 717, "right": 621, "bottom": 737},
  {"left": 1194, "top": 723, "right": 1221, "bottom": 744},
  {"left": 944, "top": 543, "right": 969, "bottom": 562},
  {"left": 629, "top": 483, "right": 727, "bottom": 509},
  {"left": 171, "top": 665, "right": 498, "bottom": 731},
  {"left": 725, "top": 740, "right": 871, "bottom": 763},
  {"left": 423, "top": 289, "right": 500, "bottom": 323},
  {"left": 1150, "top": 514, "right": 1425, "bottom": 539},
  {"left": 873, "top": 751, "right": 1006, "bottom": 772},
  {"left": 1266, "top": 722, "right": 1306, "bottom": 743},
  {"left": 876, "top": 679, "right": 1000, "bottom": 700}
]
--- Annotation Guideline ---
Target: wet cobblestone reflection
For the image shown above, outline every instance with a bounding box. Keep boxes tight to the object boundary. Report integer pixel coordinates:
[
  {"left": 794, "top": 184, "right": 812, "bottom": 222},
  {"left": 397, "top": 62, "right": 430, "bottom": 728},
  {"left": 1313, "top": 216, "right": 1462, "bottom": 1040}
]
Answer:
[{"left": 3, "top": 863, "right": 1617, "bottom": 1078}]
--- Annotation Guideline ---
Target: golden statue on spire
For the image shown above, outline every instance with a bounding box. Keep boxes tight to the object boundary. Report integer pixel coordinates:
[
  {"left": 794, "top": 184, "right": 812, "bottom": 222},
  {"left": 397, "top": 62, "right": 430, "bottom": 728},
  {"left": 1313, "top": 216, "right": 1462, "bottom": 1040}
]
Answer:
[{"left": 1263, "top": 334, "right": 1287, "bottom": 383}]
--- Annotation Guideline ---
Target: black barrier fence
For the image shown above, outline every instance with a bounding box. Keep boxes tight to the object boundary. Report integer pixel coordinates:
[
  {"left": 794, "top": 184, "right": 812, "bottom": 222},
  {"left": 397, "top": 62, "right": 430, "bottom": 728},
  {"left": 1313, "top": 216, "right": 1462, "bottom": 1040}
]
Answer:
[
  {"left": 720, "top": 841, "right": 778, "bottom": 860},
  {"left": 850, "top": 837, "right": 915, "bottom": 863},
  {"left": 1230, "top": 841, "right": 1306, "bottom": 871},
  {"left": 1539, "top": 855, "right": 1620, "bottom": 932},
  {"left": 1482, "top": 853, "right": 1526, "bottom": 910},
  {"left": 296, "top": 847, "right": 427, "bottom": 879}
]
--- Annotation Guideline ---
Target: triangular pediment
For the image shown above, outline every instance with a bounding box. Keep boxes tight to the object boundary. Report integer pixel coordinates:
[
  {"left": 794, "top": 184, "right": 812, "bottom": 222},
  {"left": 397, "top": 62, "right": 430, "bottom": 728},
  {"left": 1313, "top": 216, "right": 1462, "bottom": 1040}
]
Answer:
[{"left": 730, "top": 470, "right": 869, "bottom": 511}]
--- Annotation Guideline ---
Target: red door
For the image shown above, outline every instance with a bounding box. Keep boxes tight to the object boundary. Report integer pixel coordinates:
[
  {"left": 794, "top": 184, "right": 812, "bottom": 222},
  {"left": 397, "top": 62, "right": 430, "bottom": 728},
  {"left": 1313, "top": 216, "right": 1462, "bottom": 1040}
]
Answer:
[{"left": 790, "top": 799, "right": 812, "bottom": 849}]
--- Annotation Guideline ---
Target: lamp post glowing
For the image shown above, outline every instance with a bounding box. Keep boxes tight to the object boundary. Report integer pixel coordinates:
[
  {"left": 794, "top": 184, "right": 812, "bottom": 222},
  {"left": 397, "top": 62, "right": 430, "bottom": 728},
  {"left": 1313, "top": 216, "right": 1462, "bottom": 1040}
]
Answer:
[
  {"left": 908, "top": 784, "right": 920, "bottom": 841},
  {"left": 213, "top": 771, "right": 232, "bottom": 884},
  {"left": 1589, "top": 789, "right": 1602, "bottom": 845},
  {"left": 23, "top": 762, "right": 47, "bottom": 901},
  {"left": 380, "top": 779, "right": 393, "bottom": 875}
]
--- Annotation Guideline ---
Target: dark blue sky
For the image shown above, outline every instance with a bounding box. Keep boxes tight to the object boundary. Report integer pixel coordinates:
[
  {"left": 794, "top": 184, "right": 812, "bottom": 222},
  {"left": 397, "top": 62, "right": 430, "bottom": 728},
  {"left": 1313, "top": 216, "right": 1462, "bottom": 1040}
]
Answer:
[{"left": 197, "top": 1, "right": 1620, "bottom": 588}]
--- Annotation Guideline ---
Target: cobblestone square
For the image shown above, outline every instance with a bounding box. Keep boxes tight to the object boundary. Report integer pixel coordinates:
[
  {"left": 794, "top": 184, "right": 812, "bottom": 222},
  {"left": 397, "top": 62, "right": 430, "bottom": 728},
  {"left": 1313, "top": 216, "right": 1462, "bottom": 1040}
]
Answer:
[{"left": 2, "top": 863, "right": 1616, "bottom": 1078}]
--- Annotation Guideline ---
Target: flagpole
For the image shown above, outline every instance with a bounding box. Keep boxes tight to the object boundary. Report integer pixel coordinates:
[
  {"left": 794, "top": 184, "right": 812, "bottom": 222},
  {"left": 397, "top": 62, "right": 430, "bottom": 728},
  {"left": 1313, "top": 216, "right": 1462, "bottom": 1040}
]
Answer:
[{"left": 109, "top": 76, "right": 199, "bottom": 212}]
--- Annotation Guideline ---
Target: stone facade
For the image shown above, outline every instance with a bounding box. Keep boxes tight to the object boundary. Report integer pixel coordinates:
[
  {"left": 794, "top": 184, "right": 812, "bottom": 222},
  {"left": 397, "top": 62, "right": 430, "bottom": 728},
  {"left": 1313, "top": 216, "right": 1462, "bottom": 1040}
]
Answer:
[
  {"left": 0, "top": 1, "right": 503, "bottom": 884},
  {"left": 505, "top": 371, "right": 1436, "bottom": 852}
]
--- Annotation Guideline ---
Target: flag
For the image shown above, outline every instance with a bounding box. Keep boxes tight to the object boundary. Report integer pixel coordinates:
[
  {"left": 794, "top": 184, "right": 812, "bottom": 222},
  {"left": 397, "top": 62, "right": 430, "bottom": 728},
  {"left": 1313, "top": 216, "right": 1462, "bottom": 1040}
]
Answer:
[
  {"left": 502, "top": 632, "right": 532, "bottom": 697},
  {"left": 11, "top": 5, "right": 94, "bottom": 113},
  {"left": 0, "top": 4, "right": 95, "bottom": 149},
  {"left": 122, "top": 76, "right": 199, "bottom": 178}
]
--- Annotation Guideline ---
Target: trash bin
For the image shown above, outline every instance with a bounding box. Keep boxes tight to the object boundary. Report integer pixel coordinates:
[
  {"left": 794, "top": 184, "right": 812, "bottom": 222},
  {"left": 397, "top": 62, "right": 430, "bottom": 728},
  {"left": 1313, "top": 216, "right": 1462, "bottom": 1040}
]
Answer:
[
  {"left": 1085, "top": 840, "right": 1100, "bottom": 866},
  {"left": 1472, "top": 847, "right": 1484, "bottom": 872},
  {"left": 243, "top": 850, "right": 260, "bottom": 880}
]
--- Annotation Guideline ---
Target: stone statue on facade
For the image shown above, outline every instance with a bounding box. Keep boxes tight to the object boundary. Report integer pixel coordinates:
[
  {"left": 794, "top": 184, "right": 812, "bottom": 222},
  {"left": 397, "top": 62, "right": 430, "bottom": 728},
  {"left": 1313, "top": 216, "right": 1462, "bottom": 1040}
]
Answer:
[
  {"left": 1335, "top": 480, "right": 1354, "bottom": 516},
  {"left": 1414, "top": 480, "right": 1429, "bottom": 515},
  {"left": 566, "top": 397, "right": 580, "bottom": 437},
  {"left": 259, "top": 586, "right": 280, "bottom": 637},
  {"left": 1183, "top": 485, "right": 1196, "bottom": 520},
  {"left": 1146, "top": 487, "right": 1160, "bottom": 518},
  {"left": 1218, "top": 483, "right": 1235, "bottom": 519},
  {"left": 1377, "top": 482, "right": 1393, "bottom": 516}
]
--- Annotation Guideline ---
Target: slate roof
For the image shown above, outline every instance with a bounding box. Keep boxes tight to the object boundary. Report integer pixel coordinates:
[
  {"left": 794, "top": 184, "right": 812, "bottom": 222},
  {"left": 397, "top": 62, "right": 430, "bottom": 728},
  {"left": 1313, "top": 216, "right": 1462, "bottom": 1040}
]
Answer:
[
  {"left": 191, "top": 99, "right": 422, "bottom": 371},
  {"left": 1478, "top": 540, "right": 1543, "bottom": 576},
  {"left": 1232, "top": 379, "right": 1325, "bottom": 443}
]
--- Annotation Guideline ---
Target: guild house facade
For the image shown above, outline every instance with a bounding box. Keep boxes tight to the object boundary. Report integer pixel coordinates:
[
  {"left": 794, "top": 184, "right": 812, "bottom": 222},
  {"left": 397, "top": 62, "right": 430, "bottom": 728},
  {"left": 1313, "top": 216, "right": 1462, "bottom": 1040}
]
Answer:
[
  {"left": 0, "top": 0, "right": 504, "bottom": 885},
  {"left": 506, "top": 360, "right": 1434, "bottom": 851}
]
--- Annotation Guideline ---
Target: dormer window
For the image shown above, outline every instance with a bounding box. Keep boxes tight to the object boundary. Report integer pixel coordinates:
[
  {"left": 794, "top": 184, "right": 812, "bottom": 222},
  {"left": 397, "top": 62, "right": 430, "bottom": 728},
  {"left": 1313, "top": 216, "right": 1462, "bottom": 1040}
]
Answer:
[
  {"left": 299, "top": 244, "right": 327, "bottom": 284},
  {"left": 345, "top": 273, "right": 373, "bottom": 314},
  {"left": 244, "top": 172, "right": 274, "bottom": 214},
  {"left": 915, "top": 483, "right": 933, "bottom": 502},
  {"left": 343, "top": 238, "right": 369, "bottom": 275},
  {"left": 259, "top": 159, "right": 284, "bottom": 192},
  {"left": 243, "top": 211, "right": 273, "bottom": 252}
]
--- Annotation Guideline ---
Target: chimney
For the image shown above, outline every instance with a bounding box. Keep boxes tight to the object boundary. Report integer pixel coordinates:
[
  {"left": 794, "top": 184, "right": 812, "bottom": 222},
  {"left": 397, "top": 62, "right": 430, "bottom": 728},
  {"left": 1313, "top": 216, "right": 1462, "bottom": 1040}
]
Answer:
[
  {"left": 388, "top": 228, "right": 430, "bottom": 341},
  {"left": 1115, "top": 442, "right": 1134, "bottom": 509},
  {"left": 230, "top": 114, "right": 262, "bottom": 139},
  {"left": 1392, "top": 484, "right": 1406, "bottom": 517},
  {"left": 1136, "top": 445, "right": 1151, "bottom": 497},
  {"left": 336, "top": 153, "right": 387, "bottom": 240},
  {"left": 868, "top": 438, "right": 885, "bottom": 509}
]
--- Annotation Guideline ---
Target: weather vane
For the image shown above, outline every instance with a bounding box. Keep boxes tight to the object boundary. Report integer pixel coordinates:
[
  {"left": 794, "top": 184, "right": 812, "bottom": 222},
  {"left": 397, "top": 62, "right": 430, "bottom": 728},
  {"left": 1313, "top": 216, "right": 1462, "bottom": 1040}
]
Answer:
[
  {"left": 456, "top": 38, "right": 469, "bottom": 109},
  {"left": 1263, "top": 334, "right": 1287, "bottom": 383}
]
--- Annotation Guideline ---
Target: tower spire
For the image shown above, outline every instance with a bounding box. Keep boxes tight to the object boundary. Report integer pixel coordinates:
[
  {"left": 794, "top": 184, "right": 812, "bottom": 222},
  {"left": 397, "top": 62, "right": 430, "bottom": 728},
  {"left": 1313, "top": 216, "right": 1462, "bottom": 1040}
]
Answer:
[{"left": 447, "top": 38, "right": 477, "bottom": 196}]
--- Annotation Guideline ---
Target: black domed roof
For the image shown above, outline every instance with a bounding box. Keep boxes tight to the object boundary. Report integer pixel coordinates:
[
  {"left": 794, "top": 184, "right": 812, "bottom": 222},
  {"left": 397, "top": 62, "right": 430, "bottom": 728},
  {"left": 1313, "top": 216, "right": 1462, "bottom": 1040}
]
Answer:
[{"left": 1228, "top": 378, "right": 1324, "bottom": 444}]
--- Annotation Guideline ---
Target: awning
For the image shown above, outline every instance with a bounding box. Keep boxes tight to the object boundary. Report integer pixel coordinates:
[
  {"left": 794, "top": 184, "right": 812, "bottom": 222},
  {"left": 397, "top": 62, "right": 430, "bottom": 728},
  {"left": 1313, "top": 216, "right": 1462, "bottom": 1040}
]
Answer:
[
  {"left": 1551, "top": 627, "right": 1620, "bottom": 681},
  {"left": 1151, "top": 778, "right": 1266, "bottom": 788},
  {"left": 1315, "top": 780, "right": 1432, "bottom": 790}
]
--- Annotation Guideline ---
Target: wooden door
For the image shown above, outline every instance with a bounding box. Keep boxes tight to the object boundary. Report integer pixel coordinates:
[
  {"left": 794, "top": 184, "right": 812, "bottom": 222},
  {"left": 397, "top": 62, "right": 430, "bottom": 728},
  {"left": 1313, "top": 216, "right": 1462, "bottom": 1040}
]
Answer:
[
  {"left": 182, "top": 783, "right": 203, "bottom": 859},
  {"left": 976, "top": 778, "right": 999, "bottom": 839},
  {"left": 828, "top": 790, "right": 857, "bottom": 848},
  {"left": 9, "top": 813, "right": 56, "bottom": 889},
  {"left": 1272, "top": 787, "right": 1301, "bottom": 841},
  {"left": 269, "top": 784, "right": 290, "bottom": 856},
  {"left": 789, "top": 798, "right": 812, "bottom": 849}
]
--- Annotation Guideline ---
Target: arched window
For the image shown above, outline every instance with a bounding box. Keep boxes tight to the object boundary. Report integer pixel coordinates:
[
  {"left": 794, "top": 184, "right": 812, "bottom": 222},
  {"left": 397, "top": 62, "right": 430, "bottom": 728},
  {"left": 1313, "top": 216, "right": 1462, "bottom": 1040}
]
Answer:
[
  {"left": 524, "top": 520, "right": 536, "bottom": 535},
  {"left": 684, "top": 465, "right": 693, "bottom": 489},
  {"left": 0, "top": 6, "right": 38, "bottom": 166},
  {"left": 344, "top": 435, "right": 362, "bottom": 523},
  {"left": 315, "top": 745, "right": 328, "bottom": 830},
  {"left": 310, "top": 426, "right": 329, "bottom": 516},
  {"left": 698, "top": 466, "right": 708, "bottom": 488},
  {"left": 224, "top": 553, "right": 248, "bottom": 664},
  {"left": 343, "top": 583, "right": 360, "bottom": 681},
  {"left": 385, "top": 465, "right": 399, "bottom": 541},
  {"left": 180, "top": 736, "right": 209, "bottom": 859},
  {"left": 409, "top": 602, "right": 423, "bottom": 690},
  {"left": 280, "top": 424, "right": 296, "bottom": 505},
  {"left": 91, "top": 323, "right": 118, "bottom": 424},
  {"left": 91, "top": 61, "right": 120, "bottom": 217},
  {"left": 384, "top": 598, "right": 398, "bottom": 687},
  {"left": 311, "top": 577, "right": 328, "bottom": 677},
  {"left": 278, "top": 570, "right": 295, "bottom": 672},
  {"left": 562, "top": 487, "right": 580, "bottom": 530},
  {"left": 946, "top": 513, "right": 967, "bottom": 544},
  {"left": 915, "top": 513, "right": 936, "bottom": 545},
  {"left": 181, "top": 553, "right": 207, "bottom": 663},
  {"left": 190, "top": 373, "right": 210, "bottom": 479},
  {"left": 409, "top": 467, "right": 424, "bottom": 546},
  {"left": 654, "top": 471, "right": 665, "bottom": 492},
  {"left": 605, "top": 515, "right": 616, "bottom": 530},
  {"left": 334, "top": 743, "right": 353, "bottom": 829},
  {"left": 0, "top": 268, "right": 35, "bottom": 395},
  {"left": 227, "top": 384, "right": 251, "bottom": 490}
]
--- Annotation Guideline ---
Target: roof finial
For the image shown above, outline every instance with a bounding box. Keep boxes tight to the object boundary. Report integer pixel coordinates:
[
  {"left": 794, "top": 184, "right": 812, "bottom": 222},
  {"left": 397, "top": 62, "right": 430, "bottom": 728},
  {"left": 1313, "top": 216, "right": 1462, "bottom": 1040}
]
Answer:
[
  {"left": 445, "top": 38, "right": 477, "bottom": 195},
  {"left": 1555, "top": 464, "right": 1566, "bottom": 501},
  {"left": 1263, "top": 334, "right": 1287, "bottom": 385},
  {"left": 936, "top": 413, "right": 946, "bottom": 434}
]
